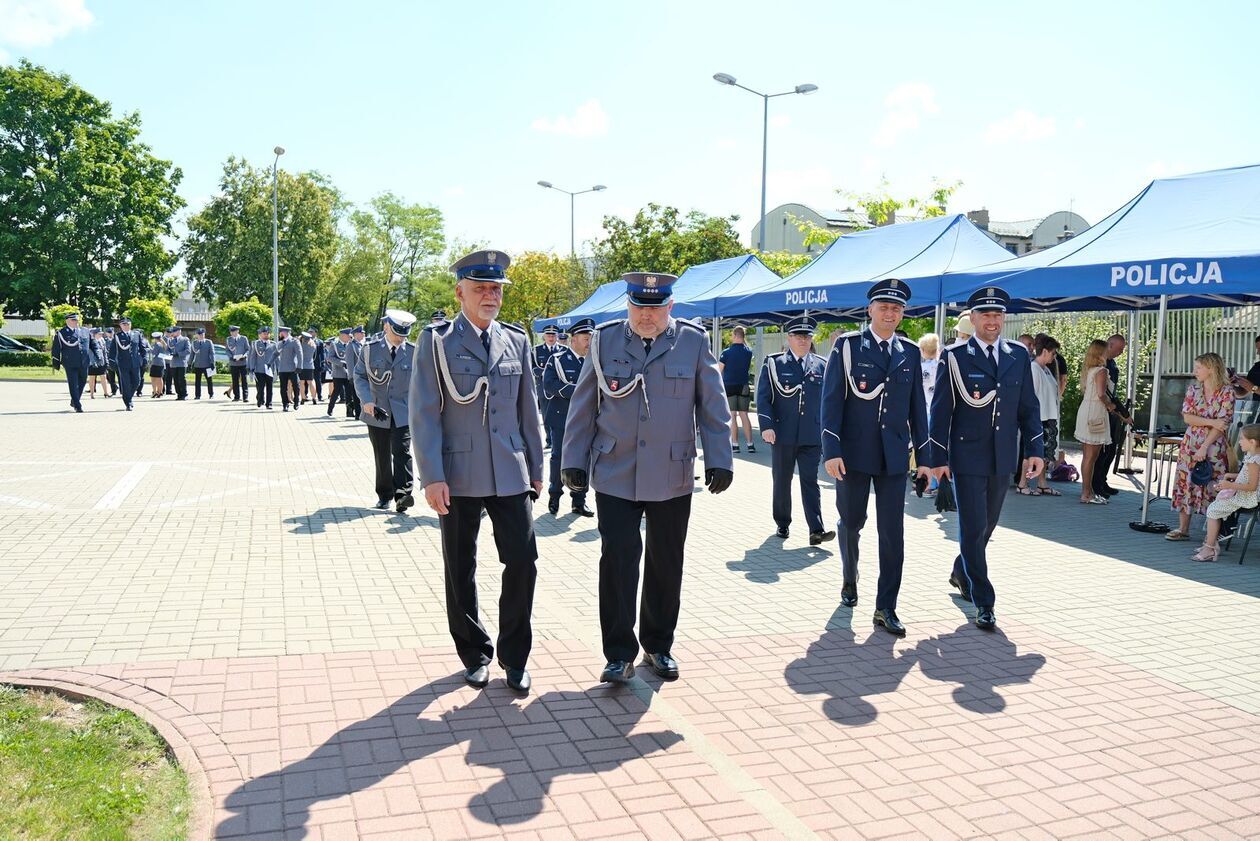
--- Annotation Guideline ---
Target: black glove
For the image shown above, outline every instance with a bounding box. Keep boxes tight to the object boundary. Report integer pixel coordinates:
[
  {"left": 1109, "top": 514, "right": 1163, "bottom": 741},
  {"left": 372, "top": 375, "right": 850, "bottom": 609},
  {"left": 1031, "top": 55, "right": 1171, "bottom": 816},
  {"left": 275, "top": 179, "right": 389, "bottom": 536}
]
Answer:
[
  {"left": 705, "top": 467, "right": 733, "bottom": 494},
  {"left": 913, "top": 473, "right": 929, "bottom": 497},
  {"left": 561, "top": 468, "right": 588, "bottom": 492}
]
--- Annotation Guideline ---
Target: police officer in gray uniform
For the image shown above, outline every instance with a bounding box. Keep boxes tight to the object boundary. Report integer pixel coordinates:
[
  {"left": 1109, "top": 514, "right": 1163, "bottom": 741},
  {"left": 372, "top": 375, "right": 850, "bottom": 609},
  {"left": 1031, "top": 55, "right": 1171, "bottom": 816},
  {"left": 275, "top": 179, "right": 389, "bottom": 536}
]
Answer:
[
  {"left": 109, "top": 317, "right": 148, "bottom": 411},
  {"left": 326, "top": 328, "right": 354, "bottom": 416},
  {"left": 275, "top": 326, "right": 301, "bottom": 411},
  {"left": 191, "top": 327, "right": 216, "bottom": 399},
  {"left": 561, "top": 272, "right": 733, "bottom": 684},
  {"left": 166, "top": 326, "right": 190, "bottom": 400},
  {"left": 355, "top": 309, "right": 417, "bottom": 512},
  {"left": 347, "top": 326, "right": 366, "bottom": 419},
  {"left": 541, "top": 317, "right": 595, "bottom": 517},
  {"left": 248, "top": 326, "right": 277, "bottom": 409},
  {"left": 411, "top": 249, "right": 544, "bottom": 694},
  {"left": 225, "top": 326, "right": 250, "bottom": 402},
  {"left": 50, "top": 312, "right": 92, "bottom": 412}
]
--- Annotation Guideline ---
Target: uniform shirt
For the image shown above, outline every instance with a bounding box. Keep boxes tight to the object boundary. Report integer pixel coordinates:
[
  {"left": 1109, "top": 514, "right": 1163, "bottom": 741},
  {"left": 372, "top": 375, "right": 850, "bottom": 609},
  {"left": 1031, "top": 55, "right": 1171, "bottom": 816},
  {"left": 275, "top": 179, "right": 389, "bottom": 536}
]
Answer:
[
  {"left": 276, "top": 337, "right": 301, "bottom": 373},
  {"left": 327, "top": 339, "right": 351, "bottom": 378},
  {"left": 719, "top": 343, "right": 753, "bottom": 390},
  {"left": 541, "top": 347, "right": 585, "bottom": 427},
  {"left": 110, "top": 330, "right": 148, "bottom": 370},
  {"left": 51, "top": 326, "right": 92, "bottom": 369},
  {"left": 755, "top": 350, "right": 826, "bottom": 447},
  {"left": 299, "top": 340, "right": 316, "bottom": 370},
  {"left": 225, "top": 335, "right": 250, "bottom": 366},
  {"left": 247, "top": 340, "right": 278, "bottom": 377},
  {"left": 167, "top": 335, "right": 191, "bottom": 368},
  {"left": 353, "top": 338, "right": 413, "bottom": 428},
  {"left": 191, "top": 338, "right": 216, "bottom": 369}
]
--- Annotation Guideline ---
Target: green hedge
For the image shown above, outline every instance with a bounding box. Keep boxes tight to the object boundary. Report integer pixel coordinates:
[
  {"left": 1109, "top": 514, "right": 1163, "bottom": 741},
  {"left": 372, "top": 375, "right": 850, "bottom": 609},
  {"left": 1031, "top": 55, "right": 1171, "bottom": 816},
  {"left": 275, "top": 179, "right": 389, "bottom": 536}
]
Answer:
[
  {"left": 10, "top": 336, "right": 49, "bottom": 352},
  {"left": 0, "top": 351, "right": 52, "bottom": 368}
]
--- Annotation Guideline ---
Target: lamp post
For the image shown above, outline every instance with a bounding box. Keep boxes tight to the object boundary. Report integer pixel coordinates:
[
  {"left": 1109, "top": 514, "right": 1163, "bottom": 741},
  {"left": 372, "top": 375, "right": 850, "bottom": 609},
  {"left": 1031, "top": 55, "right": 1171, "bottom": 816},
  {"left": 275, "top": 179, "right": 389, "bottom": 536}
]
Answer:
[
  {"left": 272, "top": 145, "right": 285, "bottom": 335},
  {"left": 537, "top": 181, "right": 607, "bottom": 256},
  {"left": 712, "top": 73, "right": 818, "bottom": 252}
]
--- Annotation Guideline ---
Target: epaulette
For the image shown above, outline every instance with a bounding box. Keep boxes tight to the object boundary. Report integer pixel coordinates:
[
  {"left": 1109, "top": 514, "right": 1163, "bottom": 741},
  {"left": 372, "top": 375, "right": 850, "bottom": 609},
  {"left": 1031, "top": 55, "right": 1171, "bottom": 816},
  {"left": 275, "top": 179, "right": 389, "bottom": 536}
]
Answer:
[
  {"left": 677, "top": 318, "right": 706, "bottom": 333},
  {"left": 597, "top": 319, "right": 626, "bottom": 331},
  {"left": 423, "top": 319, "right": 452, "bottom": 335},
  {"left": 841, "top": 330, "right": 862, "bottom": 338},
  {"left": 500, "top": 322, "right": 526, "bottom": 336}
]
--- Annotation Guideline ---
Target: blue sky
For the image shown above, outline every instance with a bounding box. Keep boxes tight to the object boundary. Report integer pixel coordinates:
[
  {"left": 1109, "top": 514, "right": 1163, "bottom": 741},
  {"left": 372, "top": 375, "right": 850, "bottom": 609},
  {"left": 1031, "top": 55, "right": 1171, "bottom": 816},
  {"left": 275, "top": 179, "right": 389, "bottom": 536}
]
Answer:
[{"left": 4, "top": 0, "right": 1258, "bottom": 259}]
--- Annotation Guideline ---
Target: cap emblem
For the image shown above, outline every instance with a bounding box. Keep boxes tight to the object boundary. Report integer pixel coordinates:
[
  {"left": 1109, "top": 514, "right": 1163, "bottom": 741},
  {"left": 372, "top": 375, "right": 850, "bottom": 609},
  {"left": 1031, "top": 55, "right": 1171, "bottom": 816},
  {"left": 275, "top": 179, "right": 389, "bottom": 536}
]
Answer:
[
  {"left": 487, "top": 251, "right": 497, "bottom": 262},
  {"left": 644, "top": 276, "right": 658, "bottom": 288},
  {"left": 986, "top": 287, "right": 996, "bottom": 298}
]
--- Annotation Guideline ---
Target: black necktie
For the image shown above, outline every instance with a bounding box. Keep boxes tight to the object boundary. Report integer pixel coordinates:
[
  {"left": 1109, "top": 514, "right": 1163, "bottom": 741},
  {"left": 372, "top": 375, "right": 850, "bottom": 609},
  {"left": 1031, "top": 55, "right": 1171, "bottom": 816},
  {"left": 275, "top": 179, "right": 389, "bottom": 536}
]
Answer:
[
  {"left": 390, "top": 345, "right": 397, "bottom": 361},
  {"left": 481, "top": 330, "right": 490, "bottom": 355},
  {"left": 879, "top": 340, "right": 889, "bottom": 356},
  {"left": 986, "top": 344, "right": 996, "bottom": 372},
  {"left": 643, "top": 338, "right": 653, "bottom": 355}
]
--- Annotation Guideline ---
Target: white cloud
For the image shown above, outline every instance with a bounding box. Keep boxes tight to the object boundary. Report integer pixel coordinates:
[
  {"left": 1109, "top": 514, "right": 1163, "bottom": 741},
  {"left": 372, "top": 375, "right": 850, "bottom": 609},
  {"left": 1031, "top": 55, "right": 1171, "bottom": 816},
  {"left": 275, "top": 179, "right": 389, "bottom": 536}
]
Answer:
[
  {"left": 770, "top": 113, "right": 791, "bottom": 129},
  {"left": 871, "top": 82, "right": 939, "bottom": 147},
  {"left": 984, "top": 109, "right": 1056, "bottom": 144},
  {"left": 0, "top": 0, "right": 93, "bottom": 48},
  {"left": 530, "top": 99, "right": 609, "bottom": 138}
]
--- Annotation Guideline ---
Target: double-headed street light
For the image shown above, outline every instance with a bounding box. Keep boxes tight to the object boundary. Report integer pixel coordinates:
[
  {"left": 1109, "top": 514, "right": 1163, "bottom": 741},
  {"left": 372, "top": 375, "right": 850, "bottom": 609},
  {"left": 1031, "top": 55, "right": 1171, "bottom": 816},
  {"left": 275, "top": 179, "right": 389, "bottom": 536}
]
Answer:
[
  {"left": 537, "top": 181, "right": 607, "bottom": 256},
  {"left": 272, "top": 145, "right": 285, "bottom": 335},
  {"left": 712, "top": 73, "right": 818, "bottom": 252}
]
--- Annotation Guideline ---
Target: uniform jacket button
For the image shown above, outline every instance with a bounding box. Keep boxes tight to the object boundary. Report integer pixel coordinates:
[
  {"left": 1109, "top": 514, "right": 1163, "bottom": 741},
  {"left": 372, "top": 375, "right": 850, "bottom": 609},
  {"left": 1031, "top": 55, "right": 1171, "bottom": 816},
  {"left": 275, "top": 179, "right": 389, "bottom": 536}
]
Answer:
[
  {"left": 492, "top": 427, "right": 498, "bottom": 433},
  {"left": 491, "top": 390, "right": 497, "bottom": 396},
  {"left": 639, "top": 440, "right": 646, "bottom": 447}
]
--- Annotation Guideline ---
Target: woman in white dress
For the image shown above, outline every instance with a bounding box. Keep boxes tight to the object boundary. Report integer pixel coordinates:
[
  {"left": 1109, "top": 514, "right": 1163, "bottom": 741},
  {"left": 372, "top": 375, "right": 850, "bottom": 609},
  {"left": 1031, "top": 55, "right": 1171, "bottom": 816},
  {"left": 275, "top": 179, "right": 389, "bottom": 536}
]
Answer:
[{"left": 1075, "top": 339, "right": 1112, "bottom": 504}]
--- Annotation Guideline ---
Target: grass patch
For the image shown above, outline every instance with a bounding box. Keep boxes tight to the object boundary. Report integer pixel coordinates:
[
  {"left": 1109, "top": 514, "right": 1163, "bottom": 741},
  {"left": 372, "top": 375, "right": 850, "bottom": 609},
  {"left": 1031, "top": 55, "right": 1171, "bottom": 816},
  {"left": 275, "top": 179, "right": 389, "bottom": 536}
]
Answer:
[
  {"left": 0, "top": 366, "right": 62, "bottom": 381},
  {"left": 0, "top": 684, "right": 189, "bottom": 840}
]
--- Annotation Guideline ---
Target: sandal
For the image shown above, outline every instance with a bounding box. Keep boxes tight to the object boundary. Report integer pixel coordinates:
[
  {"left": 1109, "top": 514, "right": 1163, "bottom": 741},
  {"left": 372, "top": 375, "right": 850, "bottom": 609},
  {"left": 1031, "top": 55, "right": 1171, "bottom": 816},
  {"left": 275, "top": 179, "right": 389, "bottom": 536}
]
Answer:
[
  {"left": 1017, "top": 487, "right": 1040, "bottom": 496},
  {"left": 1165, "top": 529, "right": 1189, "bottom": 541},
  {"left": 1081, "top": 497, "right": 1108, "bottom": 505},
  {"left": 1039, "top": 487, "right": 1062, "bottom": 496},
  {"left": 1191, "top": 544, "right": 1219, "bottom": 562}
]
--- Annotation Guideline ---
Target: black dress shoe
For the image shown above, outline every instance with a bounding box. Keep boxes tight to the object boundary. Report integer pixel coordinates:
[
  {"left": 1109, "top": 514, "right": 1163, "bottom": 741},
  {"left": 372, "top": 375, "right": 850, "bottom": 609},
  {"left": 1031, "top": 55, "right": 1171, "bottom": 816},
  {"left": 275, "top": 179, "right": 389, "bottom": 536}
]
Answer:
[
  {"left": 775, "top": 526, "right": 789, "bottom": 539},
  {"left": 840, "top": 581, "right": 858, "bottom": 607},
  {"left": 373, "top": 498, "right": 390, "bottom": 510},
  {"left": 1101, "top": 484, "right": 1121, "bottom": 496},
  {"left": 499, "top": 661, "right": 531, "bottom": 693},
  {"left": 600, "top": 660, "right": 635, "bottom": 683},
  {"left": 809, "top": 530, "right": 836, "bottom": 545},
  {"left": 975, "top": 608, "right": 997, "bottom": 630},
  {"left": 571, "top": 502, "right": 594, "bottom": 517},
  {"left": 464, "top": 665, "right": 490, "bottom": 688},
  {"left": 643, "top": 652, "right": 679, "bottom": 680},
  {"left": 746, "top": 444, "right": 756, "bottom": 453},
  {"left": 547, "top": 495, "right": 561, "bottom": 515},
  {"left": 395, "top": 493, "right": 414, "bottom": 513},
  {"left": 873, "top": 608, "right": 906, "bottom": 636},
  {"left": 949, "top": 574, "right": 972, "bottom": 602}
]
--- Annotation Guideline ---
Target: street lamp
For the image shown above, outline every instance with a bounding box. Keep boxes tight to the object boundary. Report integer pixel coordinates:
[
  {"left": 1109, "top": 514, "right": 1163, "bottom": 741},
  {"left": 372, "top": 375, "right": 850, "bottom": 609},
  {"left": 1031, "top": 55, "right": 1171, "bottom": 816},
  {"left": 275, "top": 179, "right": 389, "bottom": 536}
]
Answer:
[
  {"left": 537, "top": 181, "right": 607, "bottom": 256},
  {"left": 712, "top": 73, "right": 818, "bottom": 252},
  {"left": 272, "top": 145, "right": 285, "bottom": 335}
]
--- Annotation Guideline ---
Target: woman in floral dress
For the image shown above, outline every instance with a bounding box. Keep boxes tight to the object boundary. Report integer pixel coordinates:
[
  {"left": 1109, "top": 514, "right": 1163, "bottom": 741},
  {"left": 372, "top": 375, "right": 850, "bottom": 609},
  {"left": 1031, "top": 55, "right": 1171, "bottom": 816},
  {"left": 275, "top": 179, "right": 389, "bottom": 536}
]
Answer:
[{"left": 1167, "top": 352, "right": 1234, "bottom": 540}]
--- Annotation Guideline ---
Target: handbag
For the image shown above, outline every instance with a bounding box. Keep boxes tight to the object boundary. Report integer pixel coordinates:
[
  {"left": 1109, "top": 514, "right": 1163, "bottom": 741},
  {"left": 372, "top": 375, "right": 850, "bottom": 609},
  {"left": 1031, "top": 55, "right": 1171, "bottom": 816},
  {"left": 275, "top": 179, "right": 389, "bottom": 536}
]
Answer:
[
  {"left": 1087, "top": 414, "right": 1107, "bottom": 435},
  {"left": 1190, "top": 460, "right": 1214, "bottom": 486}
]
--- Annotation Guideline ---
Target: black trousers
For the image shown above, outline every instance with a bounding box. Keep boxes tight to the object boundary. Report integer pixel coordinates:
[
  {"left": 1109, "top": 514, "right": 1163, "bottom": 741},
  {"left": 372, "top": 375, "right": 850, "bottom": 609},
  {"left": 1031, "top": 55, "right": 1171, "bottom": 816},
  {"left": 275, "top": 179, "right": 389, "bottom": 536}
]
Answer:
[
  {"left": 105, "top": 367, "right": 117, "bottom": 395},
  {"left": 163, "top": 367, "right": 172, "bottom": 392},
  {"left": 951, "top": 472, "right": 1010, "bottom": 610},
  {"left": 194, "top": 368, "right": 214, "bottom": 398},
  {"left": 279, "top": 371, "right": 300, "bottom": 408},
  {"left": 439, "top": 493, "right": 538, "bottom": 670},
  {"left": 170, "top": 367, "right": 187, "bottom": 399},
  {"left": 771, "top": 442, "right": 823, "bottom": 533},
  {"left": 63, "top": 366, "right": 87, "bottom": 409},
  {"left": 255, "top": 373, "right": 273, "bottom": 407},
  {"left": 367, "top": 422, "right": 413, "bottom": 501},
  {"left": 545, "top": 415, "right": 587, "bottom": 505},
  {"left": 836, "top": 469, "right": 908, "bottom": 610},
  {"left": 328, "top": 378, "right": 353, "bottom": 416},
  {"left": 117, "top": 365, "right": 140, "bottom": 409},
  {"left": 229, "top": 366, "right": 249, "bottom": 400},
  {"left": 595, "top": 491, "right": 692, "bottom": 662}
]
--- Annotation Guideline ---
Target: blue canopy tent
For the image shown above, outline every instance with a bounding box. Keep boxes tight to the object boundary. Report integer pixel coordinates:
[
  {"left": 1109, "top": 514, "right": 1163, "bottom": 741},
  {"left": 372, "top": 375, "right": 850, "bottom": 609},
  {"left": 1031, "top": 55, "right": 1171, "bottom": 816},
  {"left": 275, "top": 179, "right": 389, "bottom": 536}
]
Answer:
[
  {"left": 669, "top": 254, "right": 783, "bottom": 321},
  {"left": 940, "top": 163, "right": 1260, "bottom": 526},
  {"left": 718, "top": 213, "right": 1013, "bottom": 324},
  {"left": 533, "top": 280, "right": 627, "bottom": 332}
]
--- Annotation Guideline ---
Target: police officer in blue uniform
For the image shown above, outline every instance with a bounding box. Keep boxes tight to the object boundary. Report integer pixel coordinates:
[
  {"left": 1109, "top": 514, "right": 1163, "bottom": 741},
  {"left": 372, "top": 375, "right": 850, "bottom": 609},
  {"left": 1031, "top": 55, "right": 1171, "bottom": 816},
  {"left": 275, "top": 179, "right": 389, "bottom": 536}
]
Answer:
[
  {"left": 411, "top": 249, "right": 544, "bottom": 694},
  {"left": 926, "top": 286, "right": 1044, "bottom": 630},
  {"left": 822, "top": 278, "right": 931, "bottom": 636},
  {"left": 541, "top": 317, "right": 595, "bottom": 517},
  {"left": 532, "top": 325, "right": 562, "bottom": 447},
  {"left": 561, "top": 272, "right": 733, "bottom": 684},
  {"left": 757, "top": 315, "right": 834, "bottom": 545},
  {"left": 109, "top": 317, "right": 148, "bottom": 411},
  {"left": 50, "top": 312, "right": 92, "bottom": 412}
]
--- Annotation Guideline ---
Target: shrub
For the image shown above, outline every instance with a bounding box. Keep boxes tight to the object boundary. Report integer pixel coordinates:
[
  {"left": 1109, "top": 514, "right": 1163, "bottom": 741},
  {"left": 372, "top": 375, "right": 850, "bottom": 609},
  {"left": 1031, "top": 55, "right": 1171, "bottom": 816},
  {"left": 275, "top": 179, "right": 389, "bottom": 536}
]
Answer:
[
  {"left": 0, "top": 351, "right": 52, "bottom": 367},
  {"left": 9, "top": 336, "right": 47, "bottom": 352},
  {"left": 43, "top": 304, "right": 81, "bottom": 331},
  {"left": 214, "top": 299, "right": 273, "bottom": 339},
  {"left": 123, "top": 298, "right": 176, "bottom": 338}
]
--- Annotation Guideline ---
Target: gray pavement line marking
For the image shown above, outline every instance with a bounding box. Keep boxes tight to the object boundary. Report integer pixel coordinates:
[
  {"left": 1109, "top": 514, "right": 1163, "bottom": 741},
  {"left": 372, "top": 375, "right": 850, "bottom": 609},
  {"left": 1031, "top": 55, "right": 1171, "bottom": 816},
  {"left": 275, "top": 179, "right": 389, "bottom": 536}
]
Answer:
[
  {"left": 157, "top": 466, "right": 343, "bottom": 508},
  {"left": 0, "top": 493, "right": 52, "bottom": 510},
  {"left": 531, "top": 581, "right": 819, "bottom": 840},
  {"left": 92, "top": 463, "right": 154, "bottom": 510}
]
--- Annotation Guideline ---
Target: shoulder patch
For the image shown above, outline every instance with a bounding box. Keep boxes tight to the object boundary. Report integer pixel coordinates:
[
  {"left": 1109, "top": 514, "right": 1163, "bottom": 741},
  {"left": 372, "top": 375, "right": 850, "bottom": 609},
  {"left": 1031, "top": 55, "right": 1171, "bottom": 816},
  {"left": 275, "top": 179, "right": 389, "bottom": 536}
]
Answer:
[
  {"left": 677, "top": 318, "right": 706, "bottom": 334},
  {"left": 841, "top": 330, "right": 862, "bottom": 338},
  {"left": 500, "top": 322, "right": 526, "bottom": 335},
  {"left": 596, "top": 319, "right": 625, "bottom": 332},
  {"left": 423, "top": 320, "right": 453, "bottom": 337}
]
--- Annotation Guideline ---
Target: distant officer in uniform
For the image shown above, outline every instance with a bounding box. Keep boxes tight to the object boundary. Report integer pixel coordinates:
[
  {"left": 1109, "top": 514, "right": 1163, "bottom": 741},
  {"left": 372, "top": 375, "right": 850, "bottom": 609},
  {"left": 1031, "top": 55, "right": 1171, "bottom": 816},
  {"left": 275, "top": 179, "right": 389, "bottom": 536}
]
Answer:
[
  {"left": 51, "top": 312, "right": 92, "bottom": 412},
  {"left": 532, "top": 325, "right": 561, "bottom": 447},
  {"left": 347, "top": 326, "right": 366, "bottom": 419},
  {"left": 299, "top": 331, "right": 318, "bottom": 404},
  {"left": 109, "top": 317, "right": 147, "bottom": 411},
  {"left": 275, "top": 326, "right": 301, "bottom": 411},
  {"left": 411, "top": 249, "right": 544, "bottom": 694},
  {"left": 191, "top": 327, "right": 216, "bottom": 399},
  {"left": 100, "top": 328, "right": 119, "bottom": 398},
  {"left": 354, "top": 309, "right": 417, "bottom": 512},
  {"left": 431, "top": 309, "right": 447, "bottom": 325},
  {"left": 927, "top": 286, "right": 1044, "bottom": 630},
  {"left": 167, "top": 326, "right": 191, "bottom": 400},
  {"left": 309, "top": 325, "right": 326, "bottom": 401},
  {"left": 561, "top": 272, "right": 733, "bottom": 684},
  {"left": 757, "top": 315, "right": 834, "bottom": 545},
  {"left": 541, "top": 317, "right": 595, "bottom": 517},
  {"left": 248, "top": 326, "right": 277, "bottom": 409},
  {"left": 822, "top": 278, "right": 931, "bottom": 637},
  {"left": 225, "top": 326, "right": 250, "bottom": 402},
  {"left": 326, "top": 328, "right": 353, "bottom": 415}
]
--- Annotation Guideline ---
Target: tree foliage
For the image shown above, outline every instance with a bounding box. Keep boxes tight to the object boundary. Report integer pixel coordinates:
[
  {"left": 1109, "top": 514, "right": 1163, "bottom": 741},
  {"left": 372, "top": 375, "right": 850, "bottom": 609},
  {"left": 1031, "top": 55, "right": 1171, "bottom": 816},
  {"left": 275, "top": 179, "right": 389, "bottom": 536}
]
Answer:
[
  {"left": 591, "top": 204, "right": 744, "bottom": 282},
  {"left": 758, "top": 250, "right": 815, "bottom": 278},
  {"left": 43, "top": 303, "right": 80, "bottom": 332},
  {"left": 502, "top": 252, "right": 589, "bottom": 334},
  {"left": 122, "top": 297, "right": 175, "bottom": 337},
  {"left": 0, "top": 61, "right": 185, "bottom": 319},
  {"left": 791, "top": 177, "right": 964, "bottom": 249},
  {"left": 212, "top": 298, "right": 271, "bottom": 339},
  {"left": 181, "top": 157, "right": 340, "bottom": 331}
]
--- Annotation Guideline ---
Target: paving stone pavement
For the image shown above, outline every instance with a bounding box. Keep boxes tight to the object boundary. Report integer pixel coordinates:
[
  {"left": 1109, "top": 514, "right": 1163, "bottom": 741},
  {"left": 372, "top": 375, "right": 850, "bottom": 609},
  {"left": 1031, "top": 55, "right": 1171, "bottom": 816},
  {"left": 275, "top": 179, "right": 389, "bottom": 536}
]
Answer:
[{"left": 3, "top": 380, "right": 1260, "bottom": 840}]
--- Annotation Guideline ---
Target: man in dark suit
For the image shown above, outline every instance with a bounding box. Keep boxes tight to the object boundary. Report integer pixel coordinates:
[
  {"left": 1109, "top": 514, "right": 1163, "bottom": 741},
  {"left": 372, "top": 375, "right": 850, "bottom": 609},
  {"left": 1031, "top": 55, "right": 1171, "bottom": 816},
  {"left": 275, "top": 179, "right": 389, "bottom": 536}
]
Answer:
[
  {"left": 821, "top": 278, "right": 931, "bottom": 636},
  {"left": 926, "top": 286, "right": 1045, "bottom": 630}
]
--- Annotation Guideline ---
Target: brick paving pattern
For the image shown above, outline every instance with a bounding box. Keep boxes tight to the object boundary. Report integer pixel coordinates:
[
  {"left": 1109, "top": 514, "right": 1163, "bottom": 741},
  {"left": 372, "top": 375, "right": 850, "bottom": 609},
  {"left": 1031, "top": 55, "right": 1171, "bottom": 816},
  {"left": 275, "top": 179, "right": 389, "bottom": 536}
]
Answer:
[{"left": 3, "top": 380, "right": 1260, "bottom": 839}]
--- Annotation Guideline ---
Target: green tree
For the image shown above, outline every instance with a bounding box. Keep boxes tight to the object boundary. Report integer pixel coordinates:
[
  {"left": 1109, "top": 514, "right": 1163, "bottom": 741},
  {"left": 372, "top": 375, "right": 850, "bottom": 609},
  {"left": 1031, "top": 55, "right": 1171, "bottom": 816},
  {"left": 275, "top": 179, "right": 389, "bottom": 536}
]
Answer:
[
  {"left": 502, "top": 252, "right": 588, "bottom": 333},
  {"left": 211, "top": 299, "right": 272, "bottom": 339},
  {"left": 43, "top": 303, "right": 80, "bottom": 332},
  {"left": 790, "top": 177, "right": 963, "bottom": 249},
  {"left": 122, "top": 297, "right": 176, "bottom": 337},
  {"left": 591, "top": 204, "right": 744, "bottom": 283},
  {"left": 181, "top": 157, "right": 341, "bottom": 330},
  {"left": 757, "top": 250, "right": 815, "bottom": 278},
  {"left": 0, "top": 61, "right": 185, "bottom": 320}
]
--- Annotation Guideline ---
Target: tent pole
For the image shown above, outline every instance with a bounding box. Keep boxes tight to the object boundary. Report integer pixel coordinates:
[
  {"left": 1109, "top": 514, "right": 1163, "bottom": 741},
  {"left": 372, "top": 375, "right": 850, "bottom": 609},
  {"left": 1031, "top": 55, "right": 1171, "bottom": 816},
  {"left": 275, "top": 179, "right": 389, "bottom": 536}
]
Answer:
[
  {"left": 1122, "top": 308, "right": 1139, "bottom": 472},
  {"left": 712, "top": 316, "right": 721, "bottom": 360},
  {"left": 935, "top": 303, "right": 945, "bottom": 340},
  {"left": 1139, "top": 295, "right": 1168, "bottom": 524}
]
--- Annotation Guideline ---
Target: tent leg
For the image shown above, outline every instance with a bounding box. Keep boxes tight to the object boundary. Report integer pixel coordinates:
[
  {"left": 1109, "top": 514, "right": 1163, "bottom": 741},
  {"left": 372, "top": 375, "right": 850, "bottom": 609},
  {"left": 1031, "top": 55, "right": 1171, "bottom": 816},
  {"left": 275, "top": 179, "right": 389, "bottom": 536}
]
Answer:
[
  {"left": 934, "top": 303, "right": 945, "bottom": 340},
  {"left": 1136, "top": 295, "right": 1168, "bottom": 530},
  {"left": 712, "top": 316, "right": 721, "bottom": 360}
]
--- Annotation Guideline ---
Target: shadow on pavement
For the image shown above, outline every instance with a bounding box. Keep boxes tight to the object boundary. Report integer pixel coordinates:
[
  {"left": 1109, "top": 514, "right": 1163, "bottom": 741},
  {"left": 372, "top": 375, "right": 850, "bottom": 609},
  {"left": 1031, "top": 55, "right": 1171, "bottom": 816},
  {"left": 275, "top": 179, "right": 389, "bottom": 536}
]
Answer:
[
  {"left": 727, "top": 535, "right": 833, "bottom": 583},
  {"left": 914, "top": 624, "right": 1046, "bottom": 713},
  {"left": 284, "top": 506, "right": 432, "bottom": 535},
  {"left": 217, "top": 676, "right": 682, "bottom": 838},
  {"left": 326, "top": 432, "right": 368, "bottom": 440}
]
